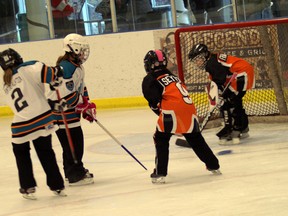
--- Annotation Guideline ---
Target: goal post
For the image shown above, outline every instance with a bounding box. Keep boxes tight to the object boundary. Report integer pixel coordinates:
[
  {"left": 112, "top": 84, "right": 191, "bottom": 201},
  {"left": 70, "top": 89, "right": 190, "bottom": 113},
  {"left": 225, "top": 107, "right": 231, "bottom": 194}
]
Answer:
[{"left": 174, "top": 18, "right": 288, "bottom": 119}]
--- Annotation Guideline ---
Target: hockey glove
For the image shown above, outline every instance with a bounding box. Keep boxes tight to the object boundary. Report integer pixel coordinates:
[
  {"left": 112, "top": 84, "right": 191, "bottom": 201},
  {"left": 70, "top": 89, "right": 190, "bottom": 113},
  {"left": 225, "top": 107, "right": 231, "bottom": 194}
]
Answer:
[
  {"left": 49, "top": 66, "right": 64, "bottom": 90},
  {"left": 150, "top": 102, "right": 161, "bottom": 116},
  {"left": 82, "top": 103, "right": 97, "bottom": 122},
  {"left": 55, "top": 66, "right": 64, "bottom": 78},
  {"left": 48, "top": 99, "right": 69, "bottom": 112},
  {"left": 49, "top": 79, "right": 62, "bottom": 90},
  {"left": 75, "top": 96, "right": 97, "bottom": 122},
  {"left": 75, "top": 96, "right": 89, "bottom": 114}
]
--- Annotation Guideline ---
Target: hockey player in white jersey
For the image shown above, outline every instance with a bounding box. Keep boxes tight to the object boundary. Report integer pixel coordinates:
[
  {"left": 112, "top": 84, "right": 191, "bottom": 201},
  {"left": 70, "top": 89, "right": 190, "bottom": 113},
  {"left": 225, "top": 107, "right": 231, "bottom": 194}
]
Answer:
[
  {"left": 47, "top": 33, "right": 96, "bottom": 186},
  {"left": 0, "top": 48, "right": 67, "bottom": 200}
]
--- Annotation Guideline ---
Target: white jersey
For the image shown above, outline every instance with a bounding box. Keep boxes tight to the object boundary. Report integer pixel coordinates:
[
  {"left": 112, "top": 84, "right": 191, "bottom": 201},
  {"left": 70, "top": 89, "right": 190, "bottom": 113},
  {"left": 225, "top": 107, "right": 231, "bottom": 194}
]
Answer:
[
  {"left": 47, "top": 60, "right": 89, "bottom": 129},
  {"left": 3, "top": 61, "right": 59, "bottom": 144}
]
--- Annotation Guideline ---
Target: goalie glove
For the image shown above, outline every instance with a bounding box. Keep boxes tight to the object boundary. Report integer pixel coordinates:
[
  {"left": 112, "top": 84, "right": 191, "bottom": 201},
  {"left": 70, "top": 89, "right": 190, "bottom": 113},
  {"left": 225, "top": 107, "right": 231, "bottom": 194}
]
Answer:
[{"left": 75, "top": 96, "right": 97, "bottom": 122}]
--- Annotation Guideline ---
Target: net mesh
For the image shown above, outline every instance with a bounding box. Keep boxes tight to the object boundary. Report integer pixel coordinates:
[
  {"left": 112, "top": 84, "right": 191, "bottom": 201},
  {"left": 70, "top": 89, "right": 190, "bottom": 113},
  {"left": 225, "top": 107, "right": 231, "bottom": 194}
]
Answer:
[{"left": 174, "top": 19, "right": 288, "bottom": 119}]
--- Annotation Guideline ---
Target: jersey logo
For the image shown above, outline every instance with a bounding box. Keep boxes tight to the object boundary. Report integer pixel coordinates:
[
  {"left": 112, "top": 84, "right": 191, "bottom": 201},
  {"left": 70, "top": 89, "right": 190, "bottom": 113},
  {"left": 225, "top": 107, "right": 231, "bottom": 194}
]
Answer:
[
  {"left": 45, "top": 123, "right": 54, "bottom": 130},
  {"left": 218, "top": 53, "right": 228, "bottom": 62},
  {"left": 65, "top": 81, "right": 74, "bottom": 91}
]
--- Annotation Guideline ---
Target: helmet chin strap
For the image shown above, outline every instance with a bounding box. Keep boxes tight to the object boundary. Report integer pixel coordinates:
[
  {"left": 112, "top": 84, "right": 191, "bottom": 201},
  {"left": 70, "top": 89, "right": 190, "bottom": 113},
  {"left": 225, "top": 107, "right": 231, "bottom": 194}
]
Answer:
[
  {"left": 153, "top": 68, "right": 162, "bottom": 72},
  {"left": 68, "top": 52, "right": 81, "bottom": 65},
  {"left": 67, "top": 44, "right": 74, "bottom": 53}
]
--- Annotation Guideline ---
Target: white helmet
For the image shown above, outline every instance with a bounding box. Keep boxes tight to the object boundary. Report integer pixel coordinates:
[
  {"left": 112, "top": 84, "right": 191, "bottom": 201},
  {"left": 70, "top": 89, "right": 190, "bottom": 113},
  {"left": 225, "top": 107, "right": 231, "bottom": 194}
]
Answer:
[{"left": 63, "top": 33, "right": 90, "bottom": 64}]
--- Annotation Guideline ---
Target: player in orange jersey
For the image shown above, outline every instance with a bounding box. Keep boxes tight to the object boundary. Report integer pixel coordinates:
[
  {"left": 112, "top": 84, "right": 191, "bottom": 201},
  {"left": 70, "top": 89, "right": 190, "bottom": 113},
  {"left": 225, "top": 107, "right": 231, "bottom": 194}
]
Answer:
[
  {"left": 189, "top": 44, "right": 255, "bottom": 145},
  {"left": 142, "top": 49, "right": 220, "bottom": 184}
]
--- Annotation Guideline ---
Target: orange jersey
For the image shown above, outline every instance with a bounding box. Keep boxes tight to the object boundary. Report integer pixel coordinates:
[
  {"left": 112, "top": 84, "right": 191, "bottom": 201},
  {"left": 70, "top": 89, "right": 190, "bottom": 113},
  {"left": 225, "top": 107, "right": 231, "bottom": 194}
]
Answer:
[
  {"left": 142, "top": 70, "right": 198, "bottom": 134},
  {"left": 206, "top": 53, "right": 255, "bottom": 93}
]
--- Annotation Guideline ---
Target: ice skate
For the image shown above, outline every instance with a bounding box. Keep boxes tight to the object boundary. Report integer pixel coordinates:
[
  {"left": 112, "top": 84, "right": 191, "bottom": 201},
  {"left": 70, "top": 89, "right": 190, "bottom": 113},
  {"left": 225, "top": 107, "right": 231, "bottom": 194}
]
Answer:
[
  {"left": 84, "top": 169, "right": 94, "bottom": 178},
  {"left": 239, "top": 127, "right": 249, "bottom": 139},
  {"left": 207, "top": 168, "right": 222, "bottom": 175},
  {"left": 219, "top": 134, "right": 242, "bottom": 145},
  {"left": 53, "top": 188, "right": 67, "bottom": 197},
  {"left": 217, "top": 125, "right": 232, "bottom": 145},
  {"left": 231, "top": 130, "right": 241, "bottom": 144},
  {"left": 69, "top": 177, "right": 94, "bottom": 186},
  {"left": 230, "top": 127, "right": 250, "bottom": 144},
  {"left": 218, "top": 126, "right": 249, "bottom": 145},
  {"left": 150, "top": 170, "right": 166, "bottom": 184},
  {"left": 69, "top": 170, "right": 94, "bottom": 186},
  {"left": 218, "top": 135, "right": 232, "bottom": 145},
  {"left": 20, "top": 187, "right": 37, "bottom": 200}
]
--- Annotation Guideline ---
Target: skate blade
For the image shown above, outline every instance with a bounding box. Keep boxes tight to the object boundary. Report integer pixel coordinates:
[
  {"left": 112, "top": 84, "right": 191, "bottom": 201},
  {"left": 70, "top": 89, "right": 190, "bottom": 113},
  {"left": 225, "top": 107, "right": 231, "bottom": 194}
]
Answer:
[
  {"left": 219, "top": 133, "right": 249, "bottom": 145},
  {"left": 22, "top": 193, "right": 37, "bottom": 200},
  {"left": 53, "top": 190, "right": 67, "bottom": 197},
  {"left": 69, "top": 178, "right": 94, "bottom": 186},
  {"left": 151, "top": 177, "right": 166, "bottom": 184},
  {"left": 218, "top": 139, "right": 239, "bottom": 145},
  {"left": 218, "top": 138, "right": 232, "bottom": 145},
  {"left": 240, "top": 133, "right": 249, "bottom": 139},
  {"left": 210, "top": 169, "right": 222, "bottom": 175}
]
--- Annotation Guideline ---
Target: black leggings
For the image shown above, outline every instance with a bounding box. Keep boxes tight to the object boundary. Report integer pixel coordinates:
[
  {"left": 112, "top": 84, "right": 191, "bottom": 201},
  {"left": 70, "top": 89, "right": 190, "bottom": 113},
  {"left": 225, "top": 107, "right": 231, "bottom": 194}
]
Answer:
[
  {"left": 153, "top": 129, "right": 219, "bottom": 176},
  {"left": 12, "top": 135, "right": 64, "bottom": 191},
  {"left": 56, "top": 126, "right": 87, "bottom": 183}
]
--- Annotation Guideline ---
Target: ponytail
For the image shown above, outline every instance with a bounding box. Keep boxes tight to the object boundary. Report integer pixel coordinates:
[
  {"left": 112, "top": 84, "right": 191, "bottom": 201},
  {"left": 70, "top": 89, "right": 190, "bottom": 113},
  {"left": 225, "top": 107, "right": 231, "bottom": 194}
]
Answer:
[
  {"left": 3, "top": 68, "right": 13, "bottom": 86},
  {"left": 56, "top": 53, "right": 70, "bottom": 65}
]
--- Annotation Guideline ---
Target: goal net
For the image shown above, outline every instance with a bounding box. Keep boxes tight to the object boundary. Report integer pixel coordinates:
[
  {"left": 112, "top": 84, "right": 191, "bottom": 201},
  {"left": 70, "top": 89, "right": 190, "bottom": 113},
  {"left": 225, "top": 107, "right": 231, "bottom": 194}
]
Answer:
[{"left": 174, "top": 18, "right": 288, "bottom": 120}]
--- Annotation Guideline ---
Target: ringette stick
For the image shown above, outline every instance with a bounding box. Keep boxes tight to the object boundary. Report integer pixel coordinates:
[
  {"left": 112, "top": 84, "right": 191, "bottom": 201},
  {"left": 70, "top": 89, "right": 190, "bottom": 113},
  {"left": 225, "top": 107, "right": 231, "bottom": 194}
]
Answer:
[
  {"left": 94, "top": 119, "right": 147, "bottom": 170},
  {"left": 56, "top": 90, "right": 78, "bottom": 164}
]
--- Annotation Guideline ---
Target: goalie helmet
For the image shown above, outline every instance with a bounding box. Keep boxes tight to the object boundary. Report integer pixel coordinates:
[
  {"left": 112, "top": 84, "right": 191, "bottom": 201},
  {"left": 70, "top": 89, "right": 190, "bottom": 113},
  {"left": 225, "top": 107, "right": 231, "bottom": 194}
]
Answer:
[
  {"left": 0, "top": 48, "right": 23, "bottom": 70},
  {"left": 144, "top": 50, "right": 167, "bottom": 73},
  {"left": 188, "top": 44, "right": 210, "bottom": 70},
  {"left": 63, "top": 33, "right": 90, "bottom": 64}
]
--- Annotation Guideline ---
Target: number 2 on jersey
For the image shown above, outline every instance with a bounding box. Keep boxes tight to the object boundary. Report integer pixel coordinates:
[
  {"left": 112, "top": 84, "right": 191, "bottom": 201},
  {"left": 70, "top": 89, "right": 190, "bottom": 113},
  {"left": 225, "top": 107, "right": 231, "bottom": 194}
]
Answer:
[{"left": 11, "top": 88, "right": 28, "bottom": 112}]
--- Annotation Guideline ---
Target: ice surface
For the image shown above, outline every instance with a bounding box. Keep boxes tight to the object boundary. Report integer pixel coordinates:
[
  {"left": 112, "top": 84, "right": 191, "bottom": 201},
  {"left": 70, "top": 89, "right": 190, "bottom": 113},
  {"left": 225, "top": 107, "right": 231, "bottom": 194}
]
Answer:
[{"left": 0, "top": 107, "right": 288, "bottom": 216}]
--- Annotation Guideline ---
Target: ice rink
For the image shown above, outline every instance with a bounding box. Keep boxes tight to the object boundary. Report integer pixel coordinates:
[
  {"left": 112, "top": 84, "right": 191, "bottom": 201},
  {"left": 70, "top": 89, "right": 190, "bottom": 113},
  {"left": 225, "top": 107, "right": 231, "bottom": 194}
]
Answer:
[{"left": 0, "top": 107, "right": 288, "bottom": 216}]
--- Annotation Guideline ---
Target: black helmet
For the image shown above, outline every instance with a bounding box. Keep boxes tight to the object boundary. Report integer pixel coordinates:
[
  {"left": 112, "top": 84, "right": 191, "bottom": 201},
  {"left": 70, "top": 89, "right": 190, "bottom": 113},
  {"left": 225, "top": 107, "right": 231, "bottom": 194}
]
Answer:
[
  {"left": 188, "top": 43, "right": 210, "bottom": 61},
  {"left": 188, "top": 44, "right": 210, "bottom": 70},
  {"left": 144, "top": 50, "right": 167, "bottom": 73},
  {"left": 0, "top": 48, "right": 23, "bottom": 70}
]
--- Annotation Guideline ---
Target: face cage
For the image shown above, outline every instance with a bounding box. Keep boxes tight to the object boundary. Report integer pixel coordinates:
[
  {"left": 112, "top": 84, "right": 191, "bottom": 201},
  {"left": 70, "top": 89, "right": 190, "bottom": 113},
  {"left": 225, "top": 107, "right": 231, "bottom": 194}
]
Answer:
[
  {"left": 144, "top": 62, "right": 150, "bottom": 73},
  {"left": 77, "top": 45, "right": 90, "bottom": 64},
  {"left": 190, "top": 54, "right": 207, "bottom": 70},
  {"left": 144, "top": 60, "right": 165, "bottom": 73}
]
